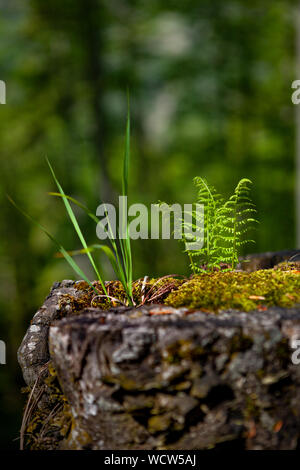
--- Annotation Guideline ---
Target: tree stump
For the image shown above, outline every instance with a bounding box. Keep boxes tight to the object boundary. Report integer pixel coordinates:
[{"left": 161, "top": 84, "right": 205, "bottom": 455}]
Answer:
[{"left": 18, "top": 279, "right": 300, "bottom": 450}]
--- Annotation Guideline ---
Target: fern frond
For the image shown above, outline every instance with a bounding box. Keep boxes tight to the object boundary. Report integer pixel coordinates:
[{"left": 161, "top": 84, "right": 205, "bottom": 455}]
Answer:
[
  {"left": 215, "top": 178, "right": 258, "bottom": 269},
  {"left": 181, "top": 177, "right": 258, "bottom": 272}
]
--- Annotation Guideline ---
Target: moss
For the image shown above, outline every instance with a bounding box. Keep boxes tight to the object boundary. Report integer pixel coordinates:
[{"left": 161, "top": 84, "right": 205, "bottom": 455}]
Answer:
[
  {"left": 58, "top": 276, "right": 184, "bottom": 315},
  {"left": 73, "top": 281, "right": 90, "bottom": 290},
  {"left": 64, "top": 420, "right": 93, "bottom": 450},
  {"left": 274, "top": 261, "right": 300, "bottom": 272},
  {"left": 102, "top": 373, "right": 139, "bottom": 390},
  {"left": 148, "top": 414, "right": 171, "bottom": 433},
  {"left": 23, "top": 363, "right": 96, "bottom": 450},
  {"left": 58, "top": 267, "right": 299, "bottom": 316},
  {"left": 24, "top": 362, "right": 73, "bottom": 450},
  {"left": 164, "top": 269, "right": 300, "bottom": 312},
  {"left": 244, "top": 394, "right": 260, "bottom": 420},
  {"left": 163, "top": 340, "right": 206, "bottom": 364}
]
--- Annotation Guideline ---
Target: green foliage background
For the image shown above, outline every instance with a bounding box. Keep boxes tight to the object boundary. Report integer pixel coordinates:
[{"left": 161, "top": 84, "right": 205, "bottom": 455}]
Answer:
[{"left": 0, "top": 0, "right": 297, "bottom": 448}]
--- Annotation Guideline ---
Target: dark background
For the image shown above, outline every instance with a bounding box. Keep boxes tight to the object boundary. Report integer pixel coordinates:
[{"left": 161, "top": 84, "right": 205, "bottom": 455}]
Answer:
[{"left": 0, "top": 0, "right": 298, "bottom": 449}]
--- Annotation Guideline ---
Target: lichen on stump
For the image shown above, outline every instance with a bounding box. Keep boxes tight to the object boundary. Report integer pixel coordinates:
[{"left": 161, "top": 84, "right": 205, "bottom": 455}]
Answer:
[{"left": 18, "top": 277, "right": 300, "bottom": 450}]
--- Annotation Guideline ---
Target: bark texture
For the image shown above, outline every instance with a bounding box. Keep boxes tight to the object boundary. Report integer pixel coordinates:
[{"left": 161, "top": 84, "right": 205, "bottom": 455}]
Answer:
[
  {"left": 18, "top": 280, "right": 300, "bottom": 450},
  {"left": 239, "top": 249, "right": 299, "bottom": 271}
]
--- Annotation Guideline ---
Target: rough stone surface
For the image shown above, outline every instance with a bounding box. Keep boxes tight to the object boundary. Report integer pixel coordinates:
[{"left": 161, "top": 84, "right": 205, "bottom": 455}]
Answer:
[{"left": 18, "top": 280, "right": 300, "bottom": 450}]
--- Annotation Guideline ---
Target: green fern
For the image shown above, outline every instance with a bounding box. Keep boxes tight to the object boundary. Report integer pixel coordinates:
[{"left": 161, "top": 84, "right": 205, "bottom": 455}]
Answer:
[
  {"left": 182, "top": 177, "right": 223, "bottom": 272},
  {"left": 215, "top": 178, "right": 257, "bottom": 269},
  {"left": 184, "top": 177, "right": 258, "bottom": 272}
]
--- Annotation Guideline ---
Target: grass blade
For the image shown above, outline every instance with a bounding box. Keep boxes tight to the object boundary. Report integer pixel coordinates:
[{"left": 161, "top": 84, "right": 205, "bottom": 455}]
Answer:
[
  {"left": 122, "top": 92, "right": 131, "bottom": 196},
  {"left": 46, "top": 158, "right": 107, "bottom": 293},
  {"left": 49, "top": 193, "right": 129, "bottom": 292},
  {"left": 120, "top": 94, "right": 133, "bottom": 298},
  {"left": 48, "top": 192, "right": 99, "bottom": 223},
  {"left": 7, "top": 195, "right": 99, "bottom": 293},
  {"left": 56, "top": 243, "right": 132, "bottom": 301}
]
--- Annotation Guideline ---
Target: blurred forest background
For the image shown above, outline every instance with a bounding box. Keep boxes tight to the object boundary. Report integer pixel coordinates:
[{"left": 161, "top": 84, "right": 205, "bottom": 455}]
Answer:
[{"left": 0, "top": 0, "right": 298, "bottom": 449}]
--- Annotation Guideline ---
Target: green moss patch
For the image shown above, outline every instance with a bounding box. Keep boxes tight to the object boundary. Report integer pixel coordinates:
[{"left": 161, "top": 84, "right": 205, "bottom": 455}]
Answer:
[
  {"left": 58, "top": 263, "right": 300, "bottom": 315},
  {"left": 164, "top": 269, "right": 300, "bottom": 312}
]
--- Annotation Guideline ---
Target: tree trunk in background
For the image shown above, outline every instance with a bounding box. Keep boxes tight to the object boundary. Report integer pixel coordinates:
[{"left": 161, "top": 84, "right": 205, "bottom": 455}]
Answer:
[
  {"left": 296, "top": 4, "right": 300, "bottom": 248},
  {"left": 79, "top": 0, "right": 115, "bottom": 203}
]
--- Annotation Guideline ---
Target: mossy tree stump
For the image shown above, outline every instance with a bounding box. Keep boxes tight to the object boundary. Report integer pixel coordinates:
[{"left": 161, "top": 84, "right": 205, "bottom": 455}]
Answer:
[{"left": 18, "top": 279, "right": 300, "bottom": 450}]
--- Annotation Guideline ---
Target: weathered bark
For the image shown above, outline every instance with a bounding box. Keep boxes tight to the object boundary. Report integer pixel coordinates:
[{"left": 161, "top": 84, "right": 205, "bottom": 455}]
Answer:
[
  {"left": 239, "top": 249, "right": 299, "bottom": 271},
  {"left": 18, "top": 280, "right": 89, "bottom": 387},
  {"left": 18, "top": 278, "right": 300, "bottom": 450}
]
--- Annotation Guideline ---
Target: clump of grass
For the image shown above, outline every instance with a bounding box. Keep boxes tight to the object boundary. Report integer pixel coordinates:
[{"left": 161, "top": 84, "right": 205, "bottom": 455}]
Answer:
[
  {"left": 165, "top": 269, "right": 300, "bottom": 312},
  {"left": 9, "top": 98, "right": 134, "bottom": 306},
  {"left": 47, "top": 99, "right": 133, "bottom": 304}
]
